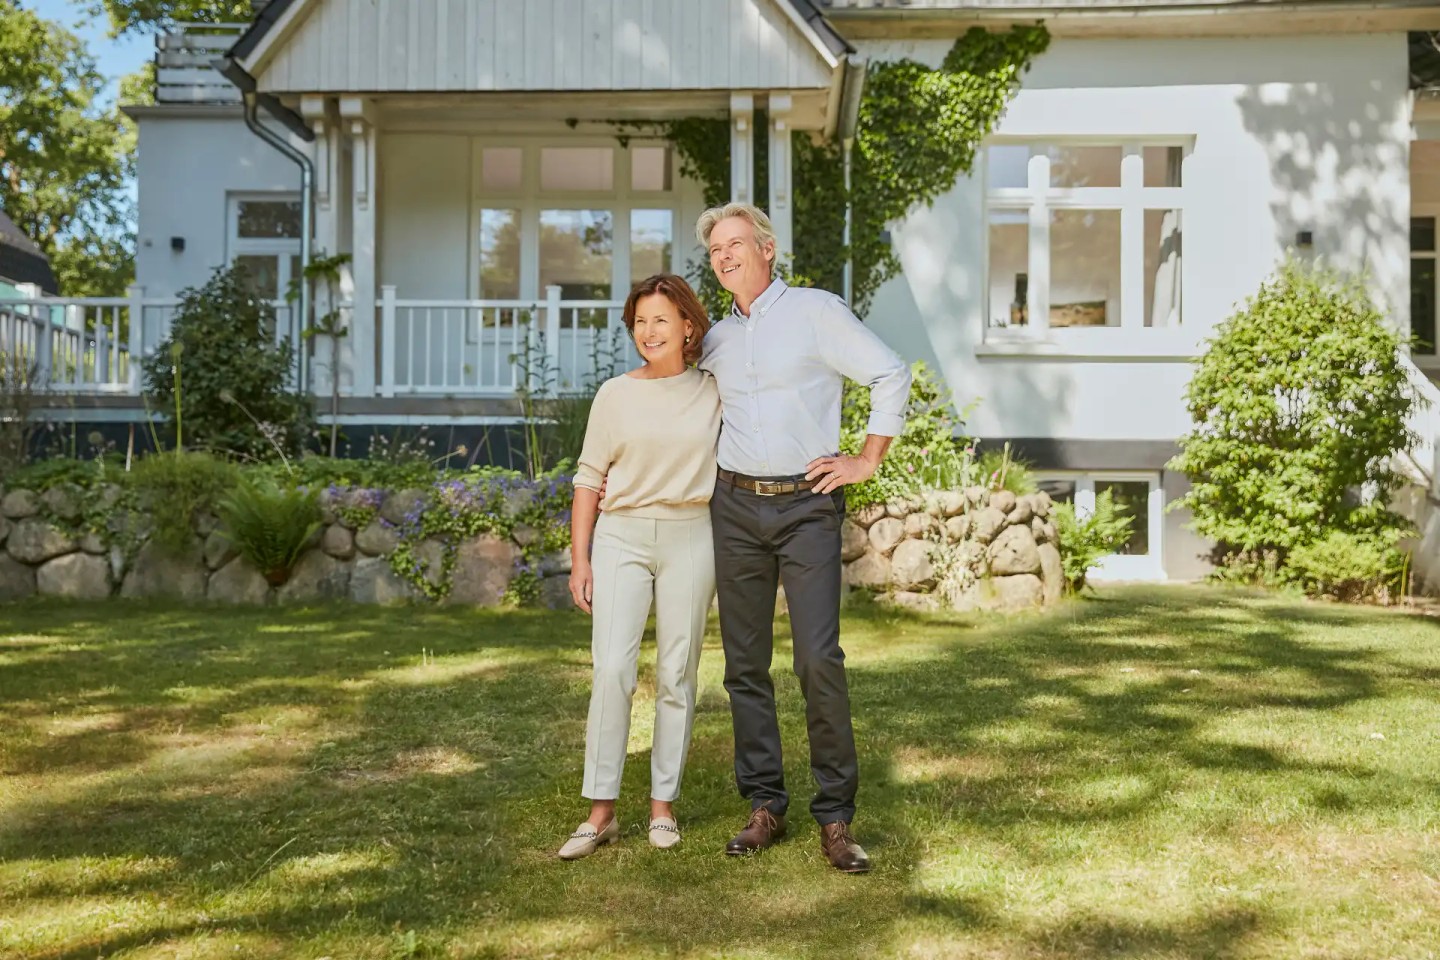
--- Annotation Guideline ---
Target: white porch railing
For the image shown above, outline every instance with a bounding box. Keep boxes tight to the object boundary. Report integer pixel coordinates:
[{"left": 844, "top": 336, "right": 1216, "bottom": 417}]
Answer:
[
  {"left": 155, "top": 23, "right": 246, "bottom": 105},
  {"left": 379, "top": 285, "right": 636, "bottom": 396}
]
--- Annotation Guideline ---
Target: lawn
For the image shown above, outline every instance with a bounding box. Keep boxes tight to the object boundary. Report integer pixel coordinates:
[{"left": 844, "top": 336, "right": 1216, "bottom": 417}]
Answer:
[{"left": 2, "top": 586, "right": 1439, "bottom": 959}]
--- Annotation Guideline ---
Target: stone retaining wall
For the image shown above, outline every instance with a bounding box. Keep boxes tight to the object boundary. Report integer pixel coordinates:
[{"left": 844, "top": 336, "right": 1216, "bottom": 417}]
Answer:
[
  {"left": 0, "top": 485, "right": 570, "bottom": 607},
  {"left": 841, "top": 487, "right": 1064, "bottom": 612}
]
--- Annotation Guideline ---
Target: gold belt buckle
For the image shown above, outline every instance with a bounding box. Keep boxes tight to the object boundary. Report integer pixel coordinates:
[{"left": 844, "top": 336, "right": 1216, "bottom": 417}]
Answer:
[{"left": 753, "top": 480, "right": 782, "bottom": 496}]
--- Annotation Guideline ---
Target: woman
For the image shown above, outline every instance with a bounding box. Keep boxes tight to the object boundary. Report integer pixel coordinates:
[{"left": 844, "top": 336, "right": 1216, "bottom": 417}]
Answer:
[{"left": 559, "top": 274, "right": 721, "bottom": 859}]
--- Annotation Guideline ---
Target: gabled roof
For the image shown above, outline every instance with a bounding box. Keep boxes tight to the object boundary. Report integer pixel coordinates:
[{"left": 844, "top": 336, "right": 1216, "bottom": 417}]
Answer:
[
  {"left": 0, "top": 210, "right": 57, "bottom": 295},
  {"left": 230, "top": 0, "right": 852, "bottom": 76}
]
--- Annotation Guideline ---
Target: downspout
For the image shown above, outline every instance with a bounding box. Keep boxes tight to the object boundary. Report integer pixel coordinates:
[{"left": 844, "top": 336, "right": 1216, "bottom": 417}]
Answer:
[
  {"left": 837, "top": 55, "right": 867, "bottom": 307},
  {"left": 215, "top": 57, "right": 316, "bottom": 392}
]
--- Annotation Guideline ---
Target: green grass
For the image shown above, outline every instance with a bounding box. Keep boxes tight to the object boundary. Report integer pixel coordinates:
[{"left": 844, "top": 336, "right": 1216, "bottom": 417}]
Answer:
[{"left": 2, "top": 586, "right": 1439, "bottom": 959}]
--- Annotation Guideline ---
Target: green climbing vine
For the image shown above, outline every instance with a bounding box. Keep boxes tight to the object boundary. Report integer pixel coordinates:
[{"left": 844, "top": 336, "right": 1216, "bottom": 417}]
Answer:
[{"left": 617, "top": 25, "right": 1049, "bottom": 317}]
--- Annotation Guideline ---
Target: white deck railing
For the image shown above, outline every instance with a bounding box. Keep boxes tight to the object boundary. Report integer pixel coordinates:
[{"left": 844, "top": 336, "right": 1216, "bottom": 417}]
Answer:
[{"left": 155, "top": 23, "right": 246, "bottom": 105}]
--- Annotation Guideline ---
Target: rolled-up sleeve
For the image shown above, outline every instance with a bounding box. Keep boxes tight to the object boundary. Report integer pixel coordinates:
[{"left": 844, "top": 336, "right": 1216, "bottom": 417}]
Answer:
[
  {"left": 573, "top": 386, "right": 612, "bottom": 491},
  {"left": 814, "top": 296, "right": 911, "bottom": 437}
]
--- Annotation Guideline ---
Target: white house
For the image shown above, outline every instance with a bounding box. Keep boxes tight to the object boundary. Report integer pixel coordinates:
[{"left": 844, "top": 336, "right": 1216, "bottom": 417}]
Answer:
[{"left": 7, "top": 0, "right": 1440, "bottom": 583}]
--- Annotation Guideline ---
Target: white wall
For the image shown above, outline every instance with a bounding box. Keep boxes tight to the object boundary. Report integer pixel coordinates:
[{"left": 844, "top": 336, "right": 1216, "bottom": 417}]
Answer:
[
  {"left": 378, "top": 134, "right": 473, "bottom": 299},
  {"left": 134, "top": 111, "right": 308, "bottom": 300},
  {"left": 857, "top": 33, "right": 1412, "bottom": 443}
]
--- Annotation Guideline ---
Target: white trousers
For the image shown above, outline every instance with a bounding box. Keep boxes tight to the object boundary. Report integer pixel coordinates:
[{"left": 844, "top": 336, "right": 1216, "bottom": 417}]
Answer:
[{"left": 583, "top": 511, "right": 716, "bottom": 801}]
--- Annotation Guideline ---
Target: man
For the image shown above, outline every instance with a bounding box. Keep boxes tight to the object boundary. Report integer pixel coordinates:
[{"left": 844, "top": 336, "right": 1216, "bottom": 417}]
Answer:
[{"left": 696, "top": 202, "right": 910, "bottom": 874}]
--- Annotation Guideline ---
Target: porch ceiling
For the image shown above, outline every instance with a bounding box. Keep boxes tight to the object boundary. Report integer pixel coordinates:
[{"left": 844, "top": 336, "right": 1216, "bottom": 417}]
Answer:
[{"left": 235, "top": 0, "right": 847, "bottom": 104}]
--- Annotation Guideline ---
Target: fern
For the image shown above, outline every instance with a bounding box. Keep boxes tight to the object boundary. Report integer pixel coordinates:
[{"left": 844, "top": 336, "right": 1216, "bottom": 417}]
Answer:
[
  {"left": 1053, "top": 490, "right": 1133, "bottom": 594},
  {"left": 217, "top": 478, "right": 322, "bottom": 586}
]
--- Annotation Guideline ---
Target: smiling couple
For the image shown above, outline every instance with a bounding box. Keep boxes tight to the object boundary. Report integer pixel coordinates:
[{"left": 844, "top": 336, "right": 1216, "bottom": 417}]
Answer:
[{"left": 558, "top": 203, "right": 911, "bottom": 874}]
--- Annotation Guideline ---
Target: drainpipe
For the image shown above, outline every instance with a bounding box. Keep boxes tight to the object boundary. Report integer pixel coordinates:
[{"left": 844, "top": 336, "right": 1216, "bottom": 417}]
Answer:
[
  {"left": 215, "top": 57, "right": 316, "bottom": 391},
  {"left": 837, "top": 55, "right": 867, "bottom": 307}
]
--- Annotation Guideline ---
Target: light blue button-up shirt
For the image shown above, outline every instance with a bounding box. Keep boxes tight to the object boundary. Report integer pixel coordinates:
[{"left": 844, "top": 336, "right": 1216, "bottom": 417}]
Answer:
[{"left": 698, "top": 278, "right": 911, "bottom": 478}]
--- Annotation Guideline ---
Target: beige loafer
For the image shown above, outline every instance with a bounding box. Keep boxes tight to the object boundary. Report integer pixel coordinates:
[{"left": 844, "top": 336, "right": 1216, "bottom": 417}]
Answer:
[
  {"left": 558, "top": 818, "right": 618, "bottom": 860},
  {"left": 648, "top": 816, "right": 681, "bottom": 850}
]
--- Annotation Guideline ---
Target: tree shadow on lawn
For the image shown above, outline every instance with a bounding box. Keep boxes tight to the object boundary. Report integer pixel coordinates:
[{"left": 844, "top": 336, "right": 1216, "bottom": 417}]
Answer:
[{"left": 1, "top": 587, "right": 1434, "bottom": 958}]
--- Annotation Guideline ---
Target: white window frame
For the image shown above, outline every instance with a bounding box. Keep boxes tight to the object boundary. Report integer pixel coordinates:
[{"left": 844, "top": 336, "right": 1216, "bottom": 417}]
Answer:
[
  {"left": 469, "top": 138, "right": 679, "bottom": 302},
  {"left": 982, "top": 139, "right": 1189, "bottom": 345},
  {"left": 1038, "top": 470, "right": 1166, "bottom": 581},
  {"left": 225, "top": 192, "right": 303, "bottom": 303},
  {"left": 1411, "top": 204, "right": 1440, "bottom": 368}
]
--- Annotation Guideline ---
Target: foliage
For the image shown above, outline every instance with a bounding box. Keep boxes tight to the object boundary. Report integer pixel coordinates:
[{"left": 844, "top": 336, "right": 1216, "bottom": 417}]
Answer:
[
  {"left": 1170, "top": 260, "right": 1419, "bottom": 590},
  {"left": 1053, "top": 491, "right": 1133, "bottom": 594},
  {"left": 841, "top": 361, "right": 975, "bottom": 508},
  {"left": 290, "top": 251, "right": 352, "bottom": 457},
  {"left": 1284, "top": 529, "right": 1408, "bottom": 604},
  {"left": 141, "top": 264, "right": 313, "bottom": 460},
  {"left": 977, "top": 443, "right": 1037, "bottom": 495},
  {"left": 127, "top": 450, "right": 238, "bottom": 553},
  {"left": 385, "top": 467, "right": 573, "bottom": 603},
  {"left": 86, "top": 0, "right": 253, "bottom": 36},
  {"left": 0, "top": 353, "right": 40, "bottom": 477},
  {"left": 217, "top": 477, "right": 322, "bottom": 585},
  {"left": 510, "top": 320, "right": 624, "bottom": 478},
  {"left": 0, "top": 1, "right": 135, "bottom": 295}
]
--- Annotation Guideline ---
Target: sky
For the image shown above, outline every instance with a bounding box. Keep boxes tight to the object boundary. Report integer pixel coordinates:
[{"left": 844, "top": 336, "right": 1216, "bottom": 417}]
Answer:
[{"left": 30, "top": 0, "right": 152, "bottom": 108}]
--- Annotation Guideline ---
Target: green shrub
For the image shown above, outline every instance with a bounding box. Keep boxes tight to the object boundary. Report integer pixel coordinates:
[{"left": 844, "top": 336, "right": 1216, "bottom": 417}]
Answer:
[
  {"left": 1171, "top": 260, "right": 1419, "bottom": 591},
  {"left": 976, "top": 443, "right": 1037, "bottom": 495},
  {"left": 1053, "top": 490, "right": 1133, "bottom": 594},
  {"left": 216, "top": 478, "right": 322, "bottom": 586},
  {"left": 1285, "top": 530, "right": 1408, "bottom": 604},
  {"left": 142, "top": 264, "right": 313, "bottom": 460},
  {"left": 841, "top": 361, "right": 977, "bottom": 508},
  {"left": 128, "top": 452, "right": 239, "bottom": 553}
]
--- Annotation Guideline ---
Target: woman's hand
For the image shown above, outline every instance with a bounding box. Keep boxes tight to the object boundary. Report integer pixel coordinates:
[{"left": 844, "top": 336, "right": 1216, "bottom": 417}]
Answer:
[{"left": 569, "top": 558, "right": 595, "bottom": 614}]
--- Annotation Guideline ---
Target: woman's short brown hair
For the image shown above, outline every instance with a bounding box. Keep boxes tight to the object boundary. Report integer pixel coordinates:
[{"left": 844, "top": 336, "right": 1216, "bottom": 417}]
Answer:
[{"left": 622, "top": 274, "right": 711, "bottom": 365}]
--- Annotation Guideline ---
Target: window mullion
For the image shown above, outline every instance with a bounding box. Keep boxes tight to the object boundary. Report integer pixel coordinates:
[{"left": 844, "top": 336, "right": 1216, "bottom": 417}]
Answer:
[{"left": 1029, "top": 153, "right": 1050, "bottom": 337}]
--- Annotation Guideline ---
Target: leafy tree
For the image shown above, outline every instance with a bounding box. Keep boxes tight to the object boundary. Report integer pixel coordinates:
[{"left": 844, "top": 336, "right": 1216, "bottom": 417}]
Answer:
[
  {"left": 0, "top": 1, "right": 134, "bottom": 295},
  {"left": 142, "top": 264, "right": 313, "bottom": 460},
  {"left": 86, "top": 0, "right": 252, "bottom": 37},
  {"left": 1171, "top": 260, "right": 1419, "bottom": 581}
]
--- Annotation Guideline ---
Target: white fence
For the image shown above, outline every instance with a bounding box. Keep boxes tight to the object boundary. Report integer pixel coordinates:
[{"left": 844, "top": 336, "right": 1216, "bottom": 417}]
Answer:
[{"left": 156, "top": 23, "right": 245, "bottom": 105}]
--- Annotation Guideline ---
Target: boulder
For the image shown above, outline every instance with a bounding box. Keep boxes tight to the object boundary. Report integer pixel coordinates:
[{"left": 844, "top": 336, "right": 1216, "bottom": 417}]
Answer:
[
  {"left": 380, "top": 489, "right": 428, "bottom": 526},
  {"left": 79, "top": 531, "right": 107, "bottom": 555},
  {"left": 1038, "top": 542, "right": 1065, "bottom": 605},
  {"left": 840, "top": 519, "right": 868, "bottom": 562},
  {"left": 203, "top": 531, "right": 237, "bottom": 570},
  {"left": 37, "top": 553, "right": 110, "bottom": 600},
  {"left": 985, "top": 573, "right": 1044, "bottom": 612},
  {"left": 846, "top": 550, "right": 891, "bottom": 590},
  {"left": 41, "top": 483, "right": 83, "bottom": 521},
  {"left": 0, "top": 554, "right": 36, "bottom": 601},
  {"left": 539, "top": 575, "right": 574, "bottom": 610},
  {"left": 963, "top": 486, "right": 987, "bottom": 508},
  {"left": 1, "top": 488, "right": 40, "bottom": 519},
  {"left": 276, "top": 550, "right": 352, "bottom": 603},
  {"left": 969, "top": 507, "right": 1007, "bottom": 545},
  {"left": 1034, "top": 491, "right": 1052, "bottom": 518},
  {"left": 904, "top": 512, "right": 940, "bottom": 540},
  {"left": 1007, "top": 499, "right": 1034, "bottom": 527},
  {"left": 882, "top": 591, "right": 940, "bottom": 613},
  {"left": 868, "top": 517, "right": 905, "bottom": 556},
  {"left": 884, "top": 499, "right": 909, "bottom": 520},
  {"left": 321, "top": 525, "right": 356, "bottom": 560},
  {"left": 945, "top": 515, "right": 971, "bottom": 543},
  {"left": 501, "top": 485, "right": 537, "bottom": 520},
  {"left": 923, "top": 494, "right": 946, "bottom": 519},
  {"left": 193, "top": 512, "right": 218, "bottom": 537},
  {"left": 890, "top": 538, "right": 936, "bottom": 591},
  {"left": 988, "top": 525, "right": 1042, "bottom": 576},
  {"left": 1031, "top": 516, "right": 1051, "bottom": 544},
  {"left": 6, "top": 519, "right": 76, "bottom": 564},
  {"left": 208, "top": 558, "right": 272, "bottom": 605},
  {"left": 411, "top": 539, "right": 448, "bottom": 593},
  {"left": 848, "top": 503, "right": 886, "bottom": 528},
  {"left": 540, "top": 550, "right": 572, "bottom": 576},
  {"left": 349, "top": 557, "right": 421, "bottom": 605},
  {"left": 990, "top": 490, "right": 1017, "bottom": 515},
  {"left": 511, "top": 524, "right": 540, "bottom": 548},
  {"left": 0, "top": 514, "right": 9, "bottom": 546},
  {"left": 447, "top": 535, "right": 518, "bottom": 607},
  {"left": 355, "top": 521, "right": 400, "bottom": 557},
  {"left": 120, "top": 539, "right": 207, "bottom": 601},
  {"left": 940, "top": 490, "right": 967, "bottom": 517}
]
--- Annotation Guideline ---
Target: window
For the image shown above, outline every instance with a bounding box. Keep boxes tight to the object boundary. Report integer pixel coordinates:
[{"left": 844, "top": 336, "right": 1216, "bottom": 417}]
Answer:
[
  {"left": 540, "top": 148, "right": 614, "bottom": 192},
  {"left": 539, "top": 210, "right": 613, "bottom": 300},
  {"left": 1038, "top": 472, "right": 1164, "bottom": 580},
  {"left": 985, "top": 141, "right": 1185, "bottom": 335},
  {"left": 228, "top": 195, "right": 301, "bottom": 302},
  {"left": 630, "top": 209, "right": 673, "bottom": 283},
  {"left": 1413, "top": 215, "right": 1437, "bottom": 357},
  {"left": 478, "top": 209, "right": 520, "bottom": 299}
]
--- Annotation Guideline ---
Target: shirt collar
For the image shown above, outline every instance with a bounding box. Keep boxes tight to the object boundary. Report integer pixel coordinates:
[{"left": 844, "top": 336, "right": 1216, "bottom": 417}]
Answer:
[{"left": 731, "top": 277, "right": 788, "bottom": 322}]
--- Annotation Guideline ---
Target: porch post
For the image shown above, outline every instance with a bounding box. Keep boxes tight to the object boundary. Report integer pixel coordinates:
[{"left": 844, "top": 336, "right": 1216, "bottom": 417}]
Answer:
[
  {"left": 730, "top": 94, "right": 755, "bottom": 205},
  {"left": 341, "top": 96, "right": 378, "bottom": 398},
  {"left": 767, "top": 94, "right": 794, "bottom": 265},
  {"left": 301, "top": 96, "right": 342, "bottom": 399}
]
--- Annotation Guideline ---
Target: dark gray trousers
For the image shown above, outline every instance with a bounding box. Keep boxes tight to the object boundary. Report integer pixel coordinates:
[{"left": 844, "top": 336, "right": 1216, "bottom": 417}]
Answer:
[{"left": 710, "top": 478, "right": 857, "bottom": 825}]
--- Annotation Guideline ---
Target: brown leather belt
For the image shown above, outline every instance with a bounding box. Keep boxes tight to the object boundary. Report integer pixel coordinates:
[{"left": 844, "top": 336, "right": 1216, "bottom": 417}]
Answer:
[{"left": 718, "top": 468, "right": 815, "bottom": 496}]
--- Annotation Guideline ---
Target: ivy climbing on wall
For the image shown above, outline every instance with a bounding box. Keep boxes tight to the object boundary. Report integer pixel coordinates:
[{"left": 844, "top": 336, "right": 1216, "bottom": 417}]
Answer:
[{"left": 617, "top": 25, "right": 1049, "bottom": 318}]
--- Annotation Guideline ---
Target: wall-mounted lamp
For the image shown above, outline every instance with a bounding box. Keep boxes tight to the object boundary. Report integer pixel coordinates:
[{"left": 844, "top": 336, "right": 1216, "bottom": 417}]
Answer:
[
  {"left": 1295, "top": 230, "right": 1313, "bottom": 249},
  {"left": 170, "top": 236, "right": 185, "bottom": 253}
]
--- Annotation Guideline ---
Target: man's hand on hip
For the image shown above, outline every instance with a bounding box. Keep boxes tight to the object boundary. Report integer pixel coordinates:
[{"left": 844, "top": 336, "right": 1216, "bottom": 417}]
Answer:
[{"left": 805, "top": 454, "right": 878, "bottom": 495}]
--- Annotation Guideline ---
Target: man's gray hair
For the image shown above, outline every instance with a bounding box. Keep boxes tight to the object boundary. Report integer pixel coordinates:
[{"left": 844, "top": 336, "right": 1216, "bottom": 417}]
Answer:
[{"left": 695, "top": 202, "right": 777, "bottom": 251}]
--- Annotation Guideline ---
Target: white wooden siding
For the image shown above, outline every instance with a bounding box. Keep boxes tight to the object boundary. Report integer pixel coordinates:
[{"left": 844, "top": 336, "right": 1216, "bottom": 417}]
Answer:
[{"left": 257, "top": 0, "right": 833, "bottom": 94}]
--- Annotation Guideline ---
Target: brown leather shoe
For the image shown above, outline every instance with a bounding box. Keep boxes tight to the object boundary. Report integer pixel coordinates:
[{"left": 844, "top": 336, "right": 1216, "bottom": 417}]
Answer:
[
  {"left": 725, "top": 806, "right": 787, "bottom": 855},
  {"left": 820, "top": 821, "right": 871, "bottom": 873}
]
